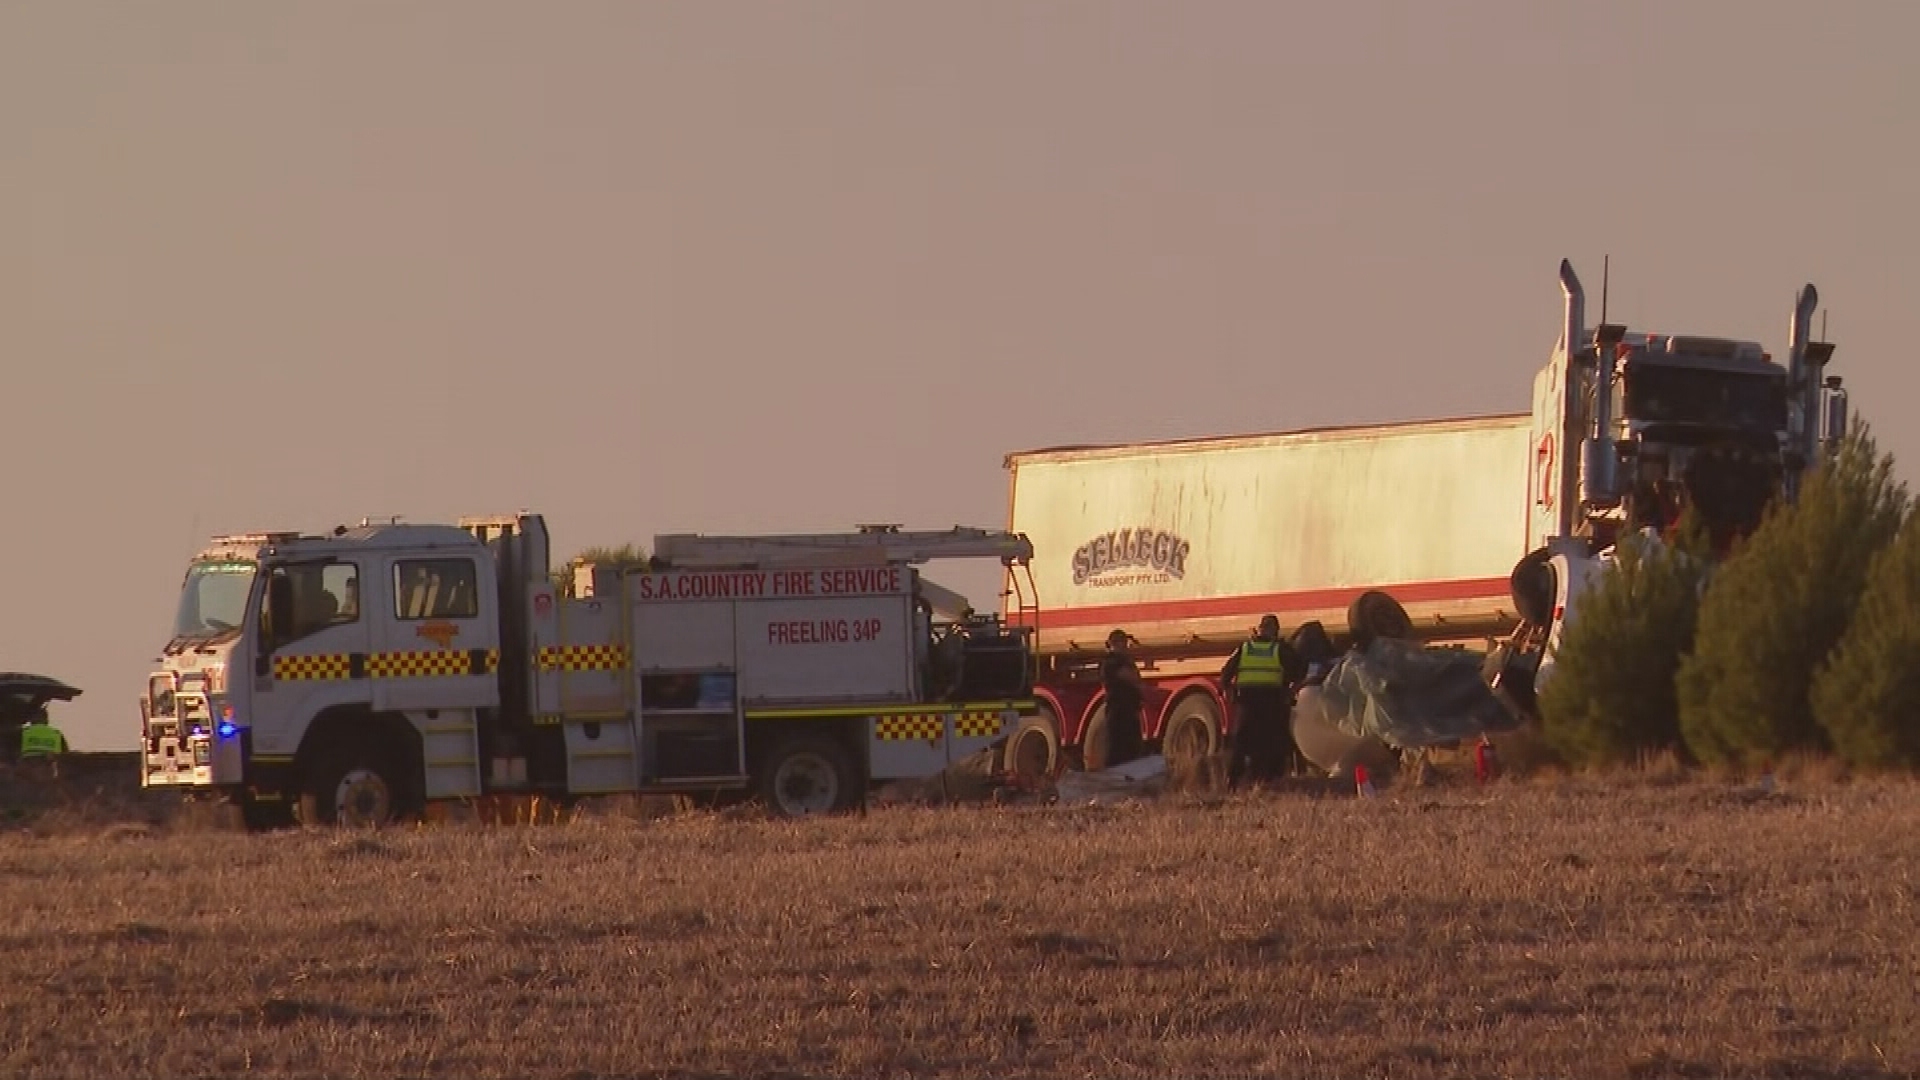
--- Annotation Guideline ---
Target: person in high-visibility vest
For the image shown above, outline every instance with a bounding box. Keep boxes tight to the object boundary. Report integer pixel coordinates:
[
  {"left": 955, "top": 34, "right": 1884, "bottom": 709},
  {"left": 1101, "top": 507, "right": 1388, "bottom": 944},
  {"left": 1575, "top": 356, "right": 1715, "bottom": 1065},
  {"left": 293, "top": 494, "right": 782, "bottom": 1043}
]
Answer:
[
  {"left": 1219, "top": 614, "right": 1302, "bottom": 788},
  {"left": 17, "top": 709, "right": 68, "bottom": 760}
]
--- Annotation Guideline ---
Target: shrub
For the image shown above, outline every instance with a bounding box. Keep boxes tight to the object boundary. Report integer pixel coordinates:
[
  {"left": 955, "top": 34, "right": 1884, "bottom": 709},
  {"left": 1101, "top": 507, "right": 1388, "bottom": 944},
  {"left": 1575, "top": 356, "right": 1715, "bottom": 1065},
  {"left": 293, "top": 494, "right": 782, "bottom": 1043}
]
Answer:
[
  {"left": 1676, "top": 426, "right": 1907, "bottom": 765},
  {"left": 552, "top": 544, "right": 650, "bottom": 596},
  {"left": 1810, "top": 509, "right": 1920, "bottom": 769},
  {"left": 1537, "top": 512, "right": 1712, "bottom": 768}
]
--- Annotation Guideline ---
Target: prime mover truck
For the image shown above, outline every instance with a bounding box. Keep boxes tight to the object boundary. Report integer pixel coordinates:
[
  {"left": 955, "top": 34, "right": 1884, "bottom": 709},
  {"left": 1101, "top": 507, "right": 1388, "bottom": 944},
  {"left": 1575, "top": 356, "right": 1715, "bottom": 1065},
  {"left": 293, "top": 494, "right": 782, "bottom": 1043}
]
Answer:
[
  {"left": 999, "top": 259, "right": 1849, "bottom": 781},
  {"left": 141, "top": 516, "right": 1040, "bottom": 824}
]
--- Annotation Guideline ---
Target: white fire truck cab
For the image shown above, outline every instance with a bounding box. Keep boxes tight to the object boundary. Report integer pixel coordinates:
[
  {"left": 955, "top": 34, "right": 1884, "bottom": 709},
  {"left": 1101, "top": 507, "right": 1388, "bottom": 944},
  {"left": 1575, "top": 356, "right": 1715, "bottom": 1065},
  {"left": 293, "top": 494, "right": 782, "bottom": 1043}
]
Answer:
[{"left": 141, "top": 514, "right": 1040, "bottom": 824}]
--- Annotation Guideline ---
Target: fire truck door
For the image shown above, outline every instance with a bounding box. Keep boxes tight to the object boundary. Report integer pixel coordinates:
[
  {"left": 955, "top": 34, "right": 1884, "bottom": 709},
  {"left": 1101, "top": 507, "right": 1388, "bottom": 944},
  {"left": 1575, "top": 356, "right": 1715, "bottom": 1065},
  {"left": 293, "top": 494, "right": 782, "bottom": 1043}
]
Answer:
[
  {"left": 373, "top": 553, "right": 502, "bottom": 713},
  {"left": 250, "top": 557, "right": 372, "bottom": 759}
]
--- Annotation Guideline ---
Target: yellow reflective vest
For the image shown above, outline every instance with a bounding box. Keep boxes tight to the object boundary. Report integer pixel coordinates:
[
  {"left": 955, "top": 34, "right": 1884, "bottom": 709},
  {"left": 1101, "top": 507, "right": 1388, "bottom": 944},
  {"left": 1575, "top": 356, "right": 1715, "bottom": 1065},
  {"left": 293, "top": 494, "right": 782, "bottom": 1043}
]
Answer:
[
  {"left": 19, "top": 724, "right": 66, "bottom": 758},
  {"left": 1235, "top": 640, "right": 1285, "bottom": 687}
]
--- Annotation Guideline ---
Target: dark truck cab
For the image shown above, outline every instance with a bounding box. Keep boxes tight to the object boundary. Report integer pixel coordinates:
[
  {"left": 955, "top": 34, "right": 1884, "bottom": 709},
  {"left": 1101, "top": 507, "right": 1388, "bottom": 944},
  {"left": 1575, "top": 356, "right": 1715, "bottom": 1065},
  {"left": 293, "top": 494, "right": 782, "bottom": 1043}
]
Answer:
[
  {"left": 1612, "top": 339, "right": 1807, "bottom": 552},
  {"left": 0, "top": 673, "right": 82, "bottom": 763}
]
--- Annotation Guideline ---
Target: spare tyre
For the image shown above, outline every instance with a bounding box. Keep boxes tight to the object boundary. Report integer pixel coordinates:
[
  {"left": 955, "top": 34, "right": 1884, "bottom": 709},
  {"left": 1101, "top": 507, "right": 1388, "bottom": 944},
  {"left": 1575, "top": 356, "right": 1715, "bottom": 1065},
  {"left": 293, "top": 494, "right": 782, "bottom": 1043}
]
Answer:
[
  {"left": 1347, "top": 590, "right": 1414, "bottom": 650},
  {"left": 1509, "top": 547, "right": 1557, "bottom": 627}
]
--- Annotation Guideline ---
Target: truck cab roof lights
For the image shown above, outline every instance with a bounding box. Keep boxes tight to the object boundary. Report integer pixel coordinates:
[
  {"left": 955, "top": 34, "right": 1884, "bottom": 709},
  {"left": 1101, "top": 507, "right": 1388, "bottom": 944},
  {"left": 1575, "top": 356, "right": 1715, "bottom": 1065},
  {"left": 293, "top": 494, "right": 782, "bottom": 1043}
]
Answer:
[{"left": 209, "top": 532, "right": 298, "bottom": 546}]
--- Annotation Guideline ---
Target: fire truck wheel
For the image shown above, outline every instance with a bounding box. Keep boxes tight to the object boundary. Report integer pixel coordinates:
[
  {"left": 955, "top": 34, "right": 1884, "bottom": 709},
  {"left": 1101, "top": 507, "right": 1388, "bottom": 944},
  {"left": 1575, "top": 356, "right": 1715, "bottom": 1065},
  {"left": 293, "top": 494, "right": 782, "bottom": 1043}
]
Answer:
[
  {"left": 1001, "top": 709, "right": 1059, "bottom": 785},
  {"left": 307, "top": 748, "right": 414, "bottom": 828},
  {"left": 760, "top": 734, "right": 859, "bottom": 818}
]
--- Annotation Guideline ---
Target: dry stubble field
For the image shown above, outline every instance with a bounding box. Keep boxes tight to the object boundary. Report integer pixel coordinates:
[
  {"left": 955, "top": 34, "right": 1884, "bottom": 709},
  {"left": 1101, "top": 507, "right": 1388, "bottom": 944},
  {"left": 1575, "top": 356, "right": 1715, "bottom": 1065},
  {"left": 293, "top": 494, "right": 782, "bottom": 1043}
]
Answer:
[{"left": 2, "top": 768, "right": 1918, "bottom": 1080}]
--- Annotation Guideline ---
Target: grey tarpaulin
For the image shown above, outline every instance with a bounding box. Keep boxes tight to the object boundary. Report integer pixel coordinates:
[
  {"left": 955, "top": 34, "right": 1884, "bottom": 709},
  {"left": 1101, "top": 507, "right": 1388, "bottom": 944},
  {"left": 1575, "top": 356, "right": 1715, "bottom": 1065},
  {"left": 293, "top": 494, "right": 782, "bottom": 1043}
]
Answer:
[{"left": 1306, "top": 639, "right": 1523, "bottom": 749}]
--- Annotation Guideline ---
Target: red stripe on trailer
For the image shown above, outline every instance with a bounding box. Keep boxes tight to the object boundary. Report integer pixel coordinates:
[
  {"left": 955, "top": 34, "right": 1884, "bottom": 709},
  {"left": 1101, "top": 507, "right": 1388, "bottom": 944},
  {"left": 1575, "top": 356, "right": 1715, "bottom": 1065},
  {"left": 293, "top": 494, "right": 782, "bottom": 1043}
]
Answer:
[{"left": 1026, "top": 576, "right": 1512, "bottom": 630}]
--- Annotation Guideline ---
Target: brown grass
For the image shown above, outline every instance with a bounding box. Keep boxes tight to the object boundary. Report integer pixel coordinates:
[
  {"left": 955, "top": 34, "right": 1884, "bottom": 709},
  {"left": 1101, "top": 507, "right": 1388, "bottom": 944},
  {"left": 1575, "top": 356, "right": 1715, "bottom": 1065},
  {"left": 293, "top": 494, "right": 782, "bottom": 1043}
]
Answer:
[{"left": 2, "top": 769, "right": 1918, "bottom": 1079}]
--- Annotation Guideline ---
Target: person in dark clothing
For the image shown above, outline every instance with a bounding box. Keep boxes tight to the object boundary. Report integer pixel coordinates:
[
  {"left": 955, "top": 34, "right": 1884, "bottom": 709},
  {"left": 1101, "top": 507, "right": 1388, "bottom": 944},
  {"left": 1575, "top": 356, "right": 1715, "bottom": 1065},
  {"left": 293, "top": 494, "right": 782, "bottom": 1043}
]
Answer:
[
  {"left": 1221, "top": 614, "right": 1303, "bottom": 787},
  {"left": 1289, "top": 620, "right": 1340, "bottom": 688},
  {"left": 1283, "top": 620, "right": 1340, "bottom": 776},
  {"left": 1099, "top": 628, "right": 1147, "bottom": 768}
]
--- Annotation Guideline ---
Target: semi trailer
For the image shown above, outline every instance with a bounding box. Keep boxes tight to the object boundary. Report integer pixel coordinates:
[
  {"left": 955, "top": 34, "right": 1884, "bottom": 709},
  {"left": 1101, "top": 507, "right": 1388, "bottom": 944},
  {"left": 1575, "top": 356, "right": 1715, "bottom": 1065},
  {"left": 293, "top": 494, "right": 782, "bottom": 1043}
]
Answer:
[{"left": 1001, "top": 259, "right": 1848, "bottom": 781}]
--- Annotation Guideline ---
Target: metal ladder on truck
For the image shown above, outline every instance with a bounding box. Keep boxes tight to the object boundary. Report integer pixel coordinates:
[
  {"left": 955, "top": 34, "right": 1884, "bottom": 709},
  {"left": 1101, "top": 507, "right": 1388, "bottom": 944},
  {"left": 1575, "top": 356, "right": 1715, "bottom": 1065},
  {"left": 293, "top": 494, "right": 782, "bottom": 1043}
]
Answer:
[{"left": 651, "top": 524, "right": 1033, "bottom": 569}]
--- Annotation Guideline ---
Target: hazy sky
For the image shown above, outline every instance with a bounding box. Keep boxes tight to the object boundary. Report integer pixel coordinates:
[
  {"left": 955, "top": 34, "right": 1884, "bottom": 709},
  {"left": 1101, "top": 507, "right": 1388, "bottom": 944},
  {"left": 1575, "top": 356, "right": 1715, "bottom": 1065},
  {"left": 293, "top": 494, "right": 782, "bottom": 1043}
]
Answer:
[{"left": 6, "top": 2, "right": 1916, "bottom": 750}]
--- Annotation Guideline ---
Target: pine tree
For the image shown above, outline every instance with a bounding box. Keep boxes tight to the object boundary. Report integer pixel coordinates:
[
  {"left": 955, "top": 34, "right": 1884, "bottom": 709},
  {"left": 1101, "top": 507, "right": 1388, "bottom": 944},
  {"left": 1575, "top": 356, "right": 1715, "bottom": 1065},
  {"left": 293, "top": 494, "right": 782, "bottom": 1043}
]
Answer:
[
  {"left": 552, "top": 544, "right": 650, "bottom": 596},
  {"left": 1811, "top": 507, "right": 1920, "bottom": 768},
  {"left": 1538, "top": 512, "right": 1712, "bottom": 767},
  {"left": 1676, "top": 426, "right": 1907, "bottom": 765}
]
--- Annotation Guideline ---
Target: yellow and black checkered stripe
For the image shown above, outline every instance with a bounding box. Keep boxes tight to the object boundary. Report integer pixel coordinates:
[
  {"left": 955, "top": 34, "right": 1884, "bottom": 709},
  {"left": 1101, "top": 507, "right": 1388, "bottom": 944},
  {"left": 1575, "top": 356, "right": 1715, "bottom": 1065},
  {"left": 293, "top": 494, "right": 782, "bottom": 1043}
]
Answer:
[
  {"left": 272, "top": 649, "right": 501, "bottom": 682},
  {"left": 871, "top": 709, "right": 1012, "bottom": 742},
  {"left": 536, "top": 644, "right": 629, "bottom": 673},
  {"left": 748, "top": 700, "right": 1035, "bottom": 722},
  {"left": 874, "top": 714, "right": 944, "bottom": 742},
  {"left": 272, "top": 654, "right": 353, "bottom": 681},
  {"left": 953, "top": 710, "right": 1005, "bottom": 738},
  {"left": 367, "top": 650, "right": 496, "bottom": 679}
]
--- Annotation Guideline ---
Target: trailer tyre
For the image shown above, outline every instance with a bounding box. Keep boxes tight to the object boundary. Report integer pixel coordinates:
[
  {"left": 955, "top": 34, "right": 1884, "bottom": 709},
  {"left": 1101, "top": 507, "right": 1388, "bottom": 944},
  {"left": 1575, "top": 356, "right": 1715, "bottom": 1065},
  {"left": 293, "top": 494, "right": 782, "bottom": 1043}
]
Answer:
[
  {"left": 1161, "top": 693, "right": 1222, "bottom": 780},
  {"left": 760, "top": 734, "right": 860, "bottom": 818},
  {"left": 1080, "top": 704, "right": 1113, "bottom": 772},
  {"left": 1347, "top": 589, "right": 1414, "bottom": 649},
  {"left": 1001, "top": 708, "right": 1060, "bottom": 786}
]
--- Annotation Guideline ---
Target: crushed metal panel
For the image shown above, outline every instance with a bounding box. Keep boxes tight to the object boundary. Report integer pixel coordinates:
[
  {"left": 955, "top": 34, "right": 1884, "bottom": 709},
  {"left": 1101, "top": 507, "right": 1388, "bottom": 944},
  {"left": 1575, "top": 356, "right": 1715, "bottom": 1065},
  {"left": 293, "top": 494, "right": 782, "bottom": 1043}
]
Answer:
[
  {"left": 866, "top": 710, "right": 949, "bottom": 780},
  {"left": 865, "top": 705, "right": 1021, "bottom": 781}
]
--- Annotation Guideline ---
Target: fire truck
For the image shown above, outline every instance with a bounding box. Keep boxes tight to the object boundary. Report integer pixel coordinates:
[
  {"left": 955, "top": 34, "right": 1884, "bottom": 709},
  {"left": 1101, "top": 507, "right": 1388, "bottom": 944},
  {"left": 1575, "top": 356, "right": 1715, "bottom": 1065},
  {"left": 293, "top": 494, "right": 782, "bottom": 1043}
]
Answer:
[{"left": 140, "top": 516, "right": 1040, "bottom": 825}]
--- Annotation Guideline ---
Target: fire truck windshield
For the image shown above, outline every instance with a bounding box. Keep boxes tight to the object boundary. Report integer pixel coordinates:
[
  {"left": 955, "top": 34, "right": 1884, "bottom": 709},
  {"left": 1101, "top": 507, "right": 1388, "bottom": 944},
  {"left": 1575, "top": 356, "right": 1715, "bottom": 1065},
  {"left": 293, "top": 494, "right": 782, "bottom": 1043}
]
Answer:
[
  {"left": 173, "top": 559, "right": 256, "bottom": 640},
  {"left": 1624, "top": 365, "right": 1787, "bottom": 433}
]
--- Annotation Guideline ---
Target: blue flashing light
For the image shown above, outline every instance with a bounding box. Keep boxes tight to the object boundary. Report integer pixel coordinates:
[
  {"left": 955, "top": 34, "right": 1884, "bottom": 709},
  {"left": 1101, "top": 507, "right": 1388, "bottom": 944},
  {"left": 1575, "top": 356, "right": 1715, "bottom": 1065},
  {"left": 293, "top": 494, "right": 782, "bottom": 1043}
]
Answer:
[{"left": 216, "top": 721, "right": 238, "bottom": 740}]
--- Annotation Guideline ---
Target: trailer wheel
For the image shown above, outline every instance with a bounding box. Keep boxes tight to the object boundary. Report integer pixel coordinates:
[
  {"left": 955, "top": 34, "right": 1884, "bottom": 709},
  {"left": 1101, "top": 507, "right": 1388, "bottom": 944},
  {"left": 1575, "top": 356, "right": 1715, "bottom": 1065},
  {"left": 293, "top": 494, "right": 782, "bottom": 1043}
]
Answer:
[
  {"left": 1001, "top": 708, "right": 1060, "bottom": 786},
  {"left": 1080, "top": 704, "right": 1114, "bottom": 772},
  {"left": 1161, "top": 693, "right": 1222, "bottom": 781},
  {"left": 759, "top": 734, "right": 860, "bottom": 818},
  {"left": 1348, "top": 589, "right": 1414, "bottom": 649}
]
